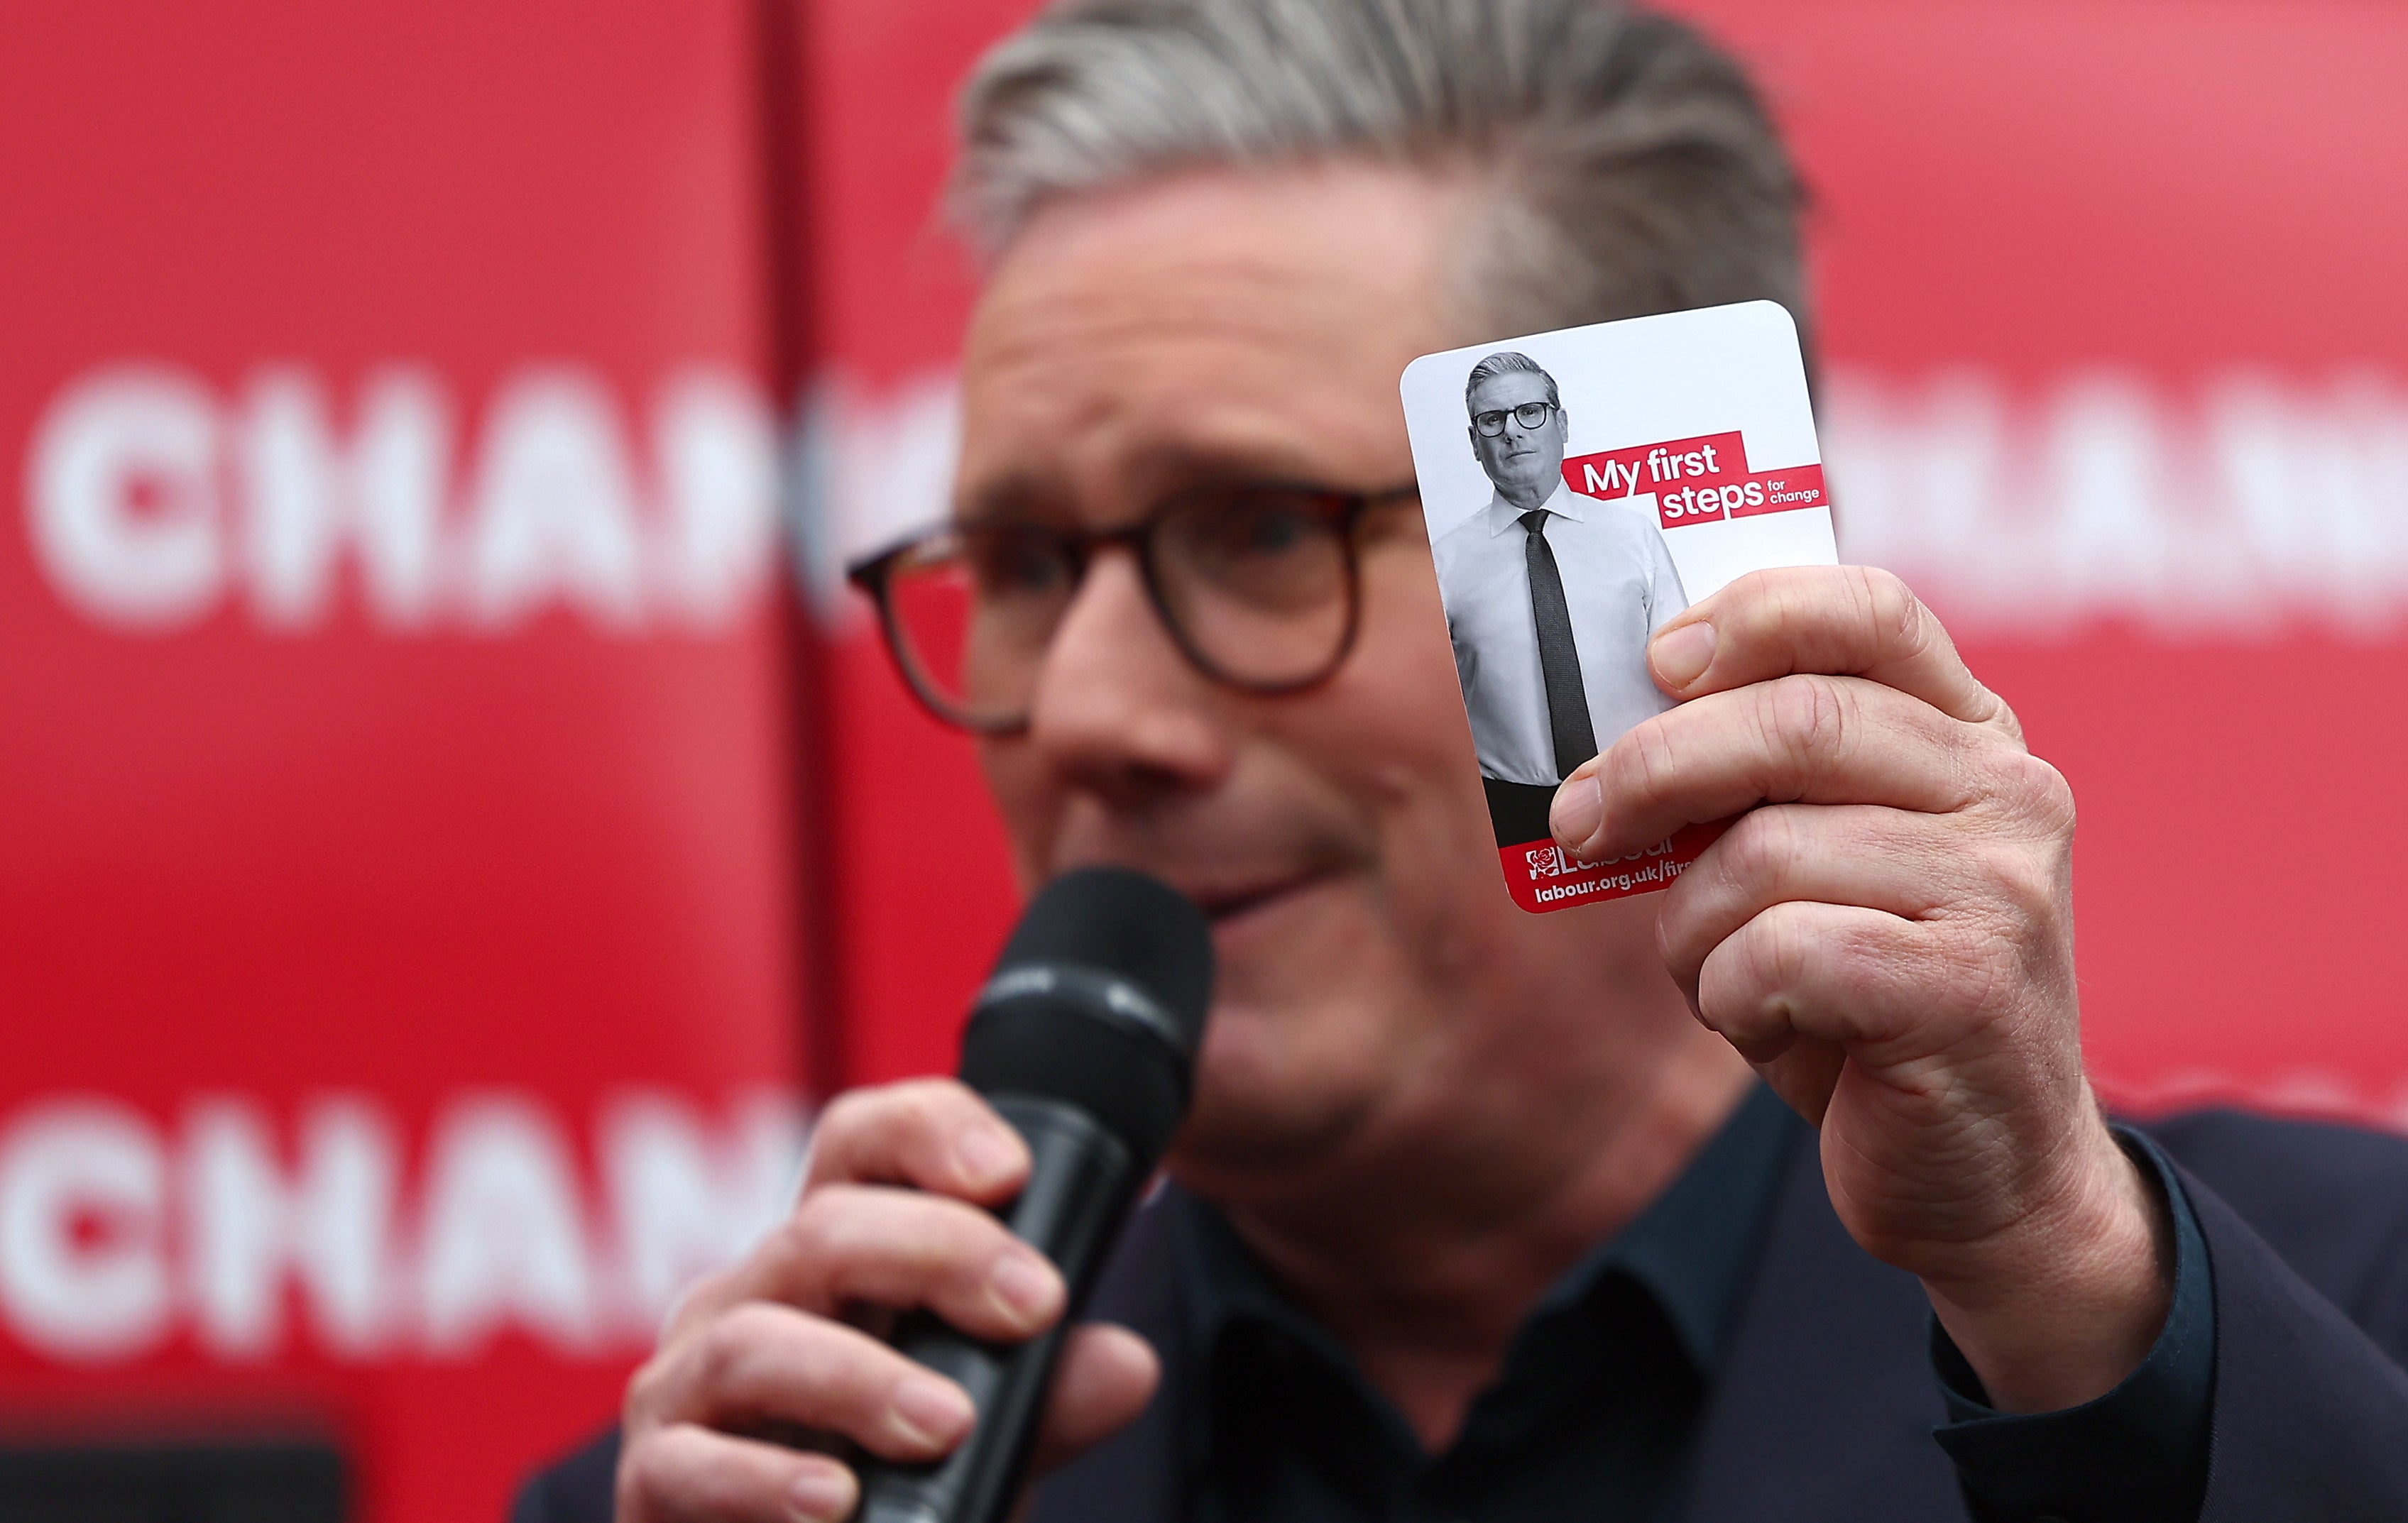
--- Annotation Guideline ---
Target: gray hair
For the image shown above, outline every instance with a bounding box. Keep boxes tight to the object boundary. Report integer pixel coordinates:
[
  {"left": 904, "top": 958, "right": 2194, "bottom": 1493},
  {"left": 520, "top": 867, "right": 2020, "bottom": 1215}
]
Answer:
[
  {"left": 1465, "top": 351, "right": 1558, "bottom": 410},
  {"left": 952, "top": 0, "right": 1807, "bottom": 349}
]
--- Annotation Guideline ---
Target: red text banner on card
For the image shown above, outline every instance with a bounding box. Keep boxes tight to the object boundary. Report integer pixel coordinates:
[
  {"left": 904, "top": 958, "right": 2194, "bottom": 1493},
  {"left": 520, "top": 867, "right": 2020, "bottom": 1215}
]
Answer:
[
  {"left": 1563, "top": 430, "right": 1827, "bottom": 530},
  {"left": 1498, "top": 820, "right": 1731, "bottom": 913}
]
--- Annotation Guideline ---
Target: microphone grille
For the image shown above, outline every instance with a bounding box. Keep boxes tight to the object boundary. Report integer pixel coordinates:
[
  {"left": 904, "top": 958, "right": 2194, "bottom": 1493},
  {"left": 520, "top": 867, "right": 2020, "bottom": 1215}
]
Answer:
[
  {"left": 992, "top": 867, "right": 1214, "bottom": 1052},
  {"left": 962, "top": 868, "right": 1215, "bottom": 1165}
]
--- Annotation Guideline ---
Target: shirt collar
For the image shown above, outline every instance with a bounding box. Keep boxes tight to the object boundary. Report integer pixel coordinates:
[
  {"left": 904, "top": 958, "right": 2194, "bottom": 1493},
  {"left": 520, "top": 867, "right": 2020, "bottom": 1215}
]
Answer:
[
  {"left": 1172, "top": 1080, "right": 1802, "bottom": 1385},
  {"left": 1481, "top": 475, "right": 1586, "bottom": 537},
  {"left": 1533, "top": 1080, "right": 1799, "bottom": 1372}
]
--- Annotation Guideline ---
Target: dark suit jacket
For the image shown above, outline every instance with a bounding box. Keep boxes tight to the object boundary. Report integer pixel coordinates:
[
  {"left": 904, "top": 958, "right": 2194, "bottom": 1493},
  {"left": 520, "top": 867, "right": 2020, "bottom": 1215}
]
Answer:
[{"left": 515, "top": 1109, "right": 2408, "bottom": 1523}]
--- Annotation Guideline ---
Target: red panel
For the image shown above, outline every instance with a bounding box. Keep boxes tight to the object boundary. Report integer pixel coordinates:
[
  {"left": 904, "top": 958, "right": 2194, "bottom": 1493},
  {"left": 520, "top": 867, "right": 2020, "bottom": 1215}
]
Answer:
[
  {"left": 0, "top": 4, "right": 806, "bottom": 1519},
  {"left": 792, "top": 0, "right": 1034, "bottom": 1084}
]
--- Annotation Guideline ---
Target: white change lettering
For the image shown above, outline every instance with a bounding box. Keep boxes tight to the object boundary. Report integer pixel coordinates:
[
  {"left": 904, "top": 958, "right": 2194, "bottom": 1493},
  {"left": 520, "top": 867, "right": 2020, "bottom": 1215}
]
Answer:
[
  {"left": 28, "top": 368, "right": 224, "bottom": 626},
  {"left": 183, "top": 1095, "right": 400, "bottom": 1358},
  {"left": 238, "top": 368, "right": 450, "bottom": 628},
  {"left": 23, "top": 363, "right": 777, "bottom": 636},
  {"left": 0, "top": 1099, "right": 171, "bottom": 1361},
  {"left": 0, "top": 1088, "right": 809, "bottom": 1368},
  {"left": 417, "top": 1094, "right": 597, "bottom": 1354}
]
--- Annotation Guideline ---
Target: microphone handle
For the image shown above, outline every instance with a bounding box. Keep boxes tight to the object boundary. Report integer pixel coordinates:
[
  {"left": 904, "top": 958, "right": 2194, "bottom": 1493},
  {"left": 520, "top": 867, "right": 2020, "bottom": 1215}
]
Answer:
[{"left": 856, "top": 1095, "right": 1142, "bottom": 1523}]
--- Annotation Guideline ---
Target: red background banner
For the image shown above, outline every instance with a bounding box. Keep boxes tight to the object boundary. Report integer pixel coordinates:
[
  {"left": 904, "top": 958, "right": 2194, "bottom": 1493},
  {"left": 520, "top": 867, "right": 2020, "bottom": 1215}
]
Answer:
[{"left": 5, "top": 1, "right": 2405, "bottom": 1517}]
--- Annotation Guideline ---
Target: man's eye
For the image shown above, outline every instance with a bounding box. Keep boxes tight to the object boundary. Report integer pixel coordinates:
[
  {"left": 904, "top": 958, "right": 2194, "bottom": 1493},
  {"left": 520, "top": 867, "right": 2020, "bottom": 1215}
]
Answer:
[
  {"left": 1230, "top": 505, "right": 1312, "bottom": 556},
  {"left": 968, "top": 539, "right": 1067, "bottom": 595}
]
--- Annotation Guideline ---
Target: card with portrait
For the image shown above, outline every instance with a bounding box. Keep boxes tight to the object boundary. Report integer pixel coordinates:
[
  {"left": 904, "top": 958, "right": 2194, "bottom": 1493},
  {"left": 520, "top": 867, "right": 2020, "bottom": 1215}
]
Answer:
[{"left": 1397, "top": 299, "right": 1839, "bottom": 913}]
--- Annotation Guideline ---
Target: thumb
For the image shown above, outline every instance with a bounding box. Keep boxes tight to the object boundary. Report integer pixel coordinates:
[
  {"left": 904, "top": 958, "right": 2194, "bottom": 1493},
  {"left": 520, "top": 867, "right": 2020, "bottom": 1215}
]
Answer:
[{"left": 1027, "top": 1322, "right": 1161, "bottom": 1474}]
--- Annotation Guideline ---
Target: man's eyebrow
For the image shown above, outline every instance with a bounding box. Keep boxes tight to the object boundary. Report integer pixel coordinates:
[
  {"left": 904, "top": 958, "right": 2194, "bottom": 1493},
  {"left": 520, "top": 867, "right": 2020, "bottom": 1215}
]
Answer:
[
  {"left": 953, "top": 475, "right": 1063, "bottom": 529},
  {"left": 958, "top": 446, "right": 1350, "bottom": 527},
  {"left": 1124, "top": 443, "right": 1337, "bottom": 493}
]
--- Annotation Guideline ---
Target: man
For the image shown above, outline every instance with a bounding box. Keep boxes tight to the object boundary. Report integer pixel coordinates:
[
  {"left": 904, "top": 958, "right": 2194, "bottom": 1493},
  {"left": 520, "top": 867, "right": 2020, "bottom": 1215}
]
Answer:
[
  {"left": 522, "top": 3, "right": 2408, "bottom": 1521},
  {"left": 1433, "top": 351, "right": 1687, "bottom": 835}
]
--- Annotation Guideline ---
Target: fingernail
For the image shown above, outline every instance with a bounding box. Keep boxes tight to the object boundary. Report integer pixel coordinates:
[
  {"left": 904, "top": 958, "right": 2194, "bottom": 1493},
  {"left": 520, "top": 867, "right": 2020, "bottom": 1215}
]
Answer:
[
  {"left": 1651, "top": 620, "right": 1717, "bottom": 691},
  {"left": 989, "top": 1250, "right": 1063, "bottom": 1324},
  {"left": 787, "top": 1465, "right": 857, "bottom": 1522},
  {"left": 1550, "top": 775, "right": 1603, "bottom": 849},
  {"left": 955, "top": 1126, "right": 1022, "bottom": 1188},
  {"left": 890, "top": 1374, "right": 975, "bottom": 1448}
]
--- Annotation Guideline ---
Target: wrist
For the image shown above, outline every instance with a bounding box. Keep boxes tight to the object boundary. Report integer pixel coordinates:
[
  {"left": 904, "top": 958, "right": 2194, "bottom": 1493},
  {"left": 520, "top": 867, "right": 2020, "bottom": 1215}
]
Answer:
[{"left": 1920, "top": 1115, "right": 2173, "bottom": 1414}]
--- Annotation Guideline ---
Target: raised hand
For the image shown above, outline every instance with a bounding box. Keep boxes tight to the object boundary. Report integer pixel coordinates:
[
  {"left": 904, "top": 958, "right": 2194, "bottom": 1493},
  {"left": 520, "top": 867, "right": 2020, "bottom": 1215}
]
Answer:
[{"left": 1552, "top": 566, "right": 2169, "bottom": 1414}]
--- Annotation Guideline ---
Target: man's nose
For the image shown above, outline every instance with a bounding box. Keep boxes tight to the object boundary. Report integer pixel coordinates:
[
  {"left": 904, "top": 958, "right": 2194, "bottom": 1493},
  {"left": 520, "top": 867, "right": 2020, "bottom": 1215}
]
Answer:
[{"left": 1024, "top": 546, "right": 1232, "bottom": 801}]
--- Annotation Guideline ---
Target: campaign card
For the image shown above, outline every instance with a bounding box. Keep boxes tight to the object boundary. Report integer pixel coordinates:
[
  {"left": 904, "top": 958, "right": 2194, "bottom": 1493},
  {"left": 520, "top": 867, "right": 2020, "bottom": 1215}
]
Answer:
[{"left": 1398, "top": 299, "right": 1839, "bottom": 913}]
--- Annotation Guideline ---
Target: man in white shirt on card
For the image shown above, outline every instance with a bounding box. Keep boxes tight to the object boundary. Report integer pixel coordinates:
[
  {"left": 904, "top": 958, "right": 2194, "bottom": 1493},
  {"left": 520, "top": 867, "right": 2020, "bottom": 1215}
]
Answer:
[{"left": 1431, "top": 351, "right": 1687, "bottom": 796}]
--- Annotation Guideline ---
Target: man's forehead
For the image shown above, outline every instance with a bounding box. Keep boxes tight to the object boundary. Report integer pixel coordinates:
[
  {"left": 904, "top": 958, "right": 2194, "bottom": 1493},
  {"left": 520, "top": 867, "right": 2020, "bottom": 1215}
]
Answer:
[{"left": 956, "top": 165, "right": 1470, "bottom": 508}]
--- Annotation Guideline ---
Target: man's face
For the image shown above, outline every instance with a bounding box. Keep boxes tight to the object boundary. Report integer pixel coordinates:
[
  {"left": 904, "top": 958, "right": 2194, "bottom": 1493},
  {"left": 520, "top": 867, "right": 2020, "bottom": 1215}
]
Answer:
[
  {"left": 957, "top": 165, "right": 1662, "bottom": 1183},
  {"left": 1467, "top": 370, "right": 1567, "bottom": 499}
]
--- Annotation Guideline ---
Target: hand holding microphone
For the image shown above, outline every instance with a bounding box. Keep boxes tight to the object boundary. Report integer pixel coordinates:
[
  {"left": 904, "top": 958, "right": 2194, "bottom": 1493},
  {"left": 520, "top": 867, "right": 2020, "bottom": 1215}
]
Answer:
[{"left": 616, "top": 869, "right": 1213, "bottom": 1523}]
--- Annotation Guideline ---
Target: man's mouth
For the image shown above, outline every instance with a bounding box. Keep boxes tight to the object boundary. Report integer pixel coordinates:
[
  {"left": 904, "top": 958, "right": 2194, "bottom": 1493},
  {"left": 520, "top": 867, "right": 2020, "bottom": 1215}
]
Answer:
[{"left": 1183, "top": 868, "right": 1337, "bottom": 927}]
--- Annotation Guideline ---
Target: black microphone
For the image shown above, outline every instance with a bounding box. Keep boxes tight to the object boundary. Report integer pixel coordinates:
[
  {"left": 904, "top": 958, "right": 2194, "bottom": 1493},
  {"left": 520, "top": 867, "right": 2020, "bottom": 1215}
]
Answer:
[{"left": 855, "top": 867, "right": 1214, "bottom": 1523}]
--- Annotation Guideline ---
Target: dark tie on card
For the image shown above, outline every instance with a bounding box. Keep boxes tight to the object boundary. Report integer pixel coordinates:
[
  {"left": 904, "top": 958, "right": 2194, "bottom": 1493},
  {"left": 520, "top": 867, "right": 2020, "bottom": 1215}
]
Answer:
[{"left": 1520, "top": 508, "right": 1598, "bottom": 781}]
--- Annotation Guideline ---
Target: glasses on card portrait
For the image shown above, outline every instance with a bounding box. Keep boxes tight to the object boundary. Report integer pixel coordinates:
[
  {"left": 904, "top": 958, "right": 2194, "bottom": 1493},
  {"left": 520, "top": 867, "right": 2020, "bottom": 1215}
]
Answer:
[{"left": 1471, "top": 400, "right": 1558, "bottom": 436}]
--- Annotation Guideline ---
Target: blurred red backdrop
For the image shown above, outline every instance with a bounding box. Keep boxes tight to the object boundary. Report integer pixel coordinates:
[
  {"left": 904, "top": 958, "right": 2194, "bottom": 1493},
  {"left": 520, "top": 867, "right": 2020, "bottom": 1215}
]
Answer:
[
  {"left": 0, "top": 4, "right": 807, "bottom": 1519},
  {"left": 4, "top": 2, "right": 2404, "bottom": 1519}
]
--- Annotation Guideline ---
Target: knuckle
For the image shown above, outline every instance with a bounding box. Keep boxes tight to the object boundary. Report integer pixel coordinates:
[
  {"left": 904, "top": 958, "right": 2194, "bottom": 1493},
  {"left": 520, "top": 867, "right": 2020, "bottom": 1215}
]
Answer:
[
  {"left": 782, "top": 1184, "right": 864, "bottom": 1264},
  {"left": 1761, "top": 675, "right": 1851, "bottom": 780},
  {"left": 2027, "top": 757, "right": 2077, "bottom": 830},
  {"left": 896, "top": 1079, "right": 989, "bottom": 1149},
  {"left": 1985, "top": 689, "right": 2027, "bottom": 743},
  {"left": 1771, "top": 908, "right": 1825, "bottom": 986},
  {"left": 623, "top": 1348, "right": 681, "bottom": 1429},
  {"left": 1963, "top": 855, "right": 2049, "bottom": 950},
  {"left": 816, "top": 1085, "right": 880, "bottom": 1143},
  {"left": 1855, "top": 566, "right": 1926, "bottom": 651},
  {"left": 694, "top": 1312, "right": 750, "bottom": 1395},
  {"left": 694, "top": 1300, "right": 791, "bottom": 1396},
  {"left": 883, "top": 1082, "right": 948, "bottom": 1140},
  {"left": 1750, "top": 567, "right": 1813, "bottom": 649},
  {"left": 1652, "top": 904, "right": 1689, "bottom": 977},
  {"left": 1742, "top": 909, "right": 1811, "bottom": 993},
  {"left": 1720, "top": 806, "right": 1802, "bottom": 886},
  {"left": 820, "top": 1077, "right": 974, "bottom": 1158},
  {"left": 1990, "top": 749, "right": 2076, "bottom": 830},
  {"left": 660, "top": 1260, "right": 742, "bottom": 1332},
  {"left": 1607, "top": 714, "right": 1682, "bottom": 807}
]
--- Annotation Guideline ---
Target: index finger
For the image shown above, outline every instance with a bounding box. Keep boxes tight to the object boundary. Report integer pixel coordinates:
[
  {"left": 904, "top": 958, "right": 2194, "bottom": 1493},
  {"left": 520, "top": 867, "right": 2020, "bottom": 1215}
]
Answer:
[
  {"left": 804, "top": 1078, "right": 1029, "bottom": 1204},
  {"left": 1648, "top": 565, "right": 2018, "bottom": 737}
]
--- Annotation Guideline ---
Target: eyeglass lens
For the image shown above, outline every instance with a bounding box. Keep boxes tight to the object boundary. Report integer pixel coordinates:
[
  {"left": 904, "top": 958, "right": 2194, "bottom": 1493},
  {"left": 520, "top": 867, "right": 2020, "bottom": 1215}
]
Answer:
[
  {"left": 877, "top": 486, "right": 1357, "bottom": 726},
  {"left": 1474, "top": 401, "right": 1554, "bottom": 436}
]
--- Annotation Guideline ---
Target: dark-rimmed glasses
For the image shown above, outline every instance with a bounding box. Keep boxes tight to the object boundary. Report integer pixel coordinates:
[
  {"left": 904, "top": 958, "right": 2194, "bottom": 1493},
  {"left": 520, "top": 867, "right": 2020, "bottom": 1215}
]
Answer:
[
  {"left": 1472, "top": 400, "right": 1557, "bottom": 436},
  {"left": 847, "top": 480, "right": 1421, "bottom": 735}
]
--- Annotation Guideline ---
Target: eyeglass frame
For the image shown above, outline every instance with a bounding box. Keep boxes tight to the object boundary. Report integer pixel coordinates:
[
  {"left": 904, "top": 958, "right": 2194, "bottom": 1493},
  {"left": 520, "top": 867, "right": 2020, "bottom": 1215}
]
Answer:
[
  {"left": 845, "top": 478, "right": 1424, "bottom": 736},
  {"left": 1471, "top": 400, "right": 1559, "bottom": 436}
]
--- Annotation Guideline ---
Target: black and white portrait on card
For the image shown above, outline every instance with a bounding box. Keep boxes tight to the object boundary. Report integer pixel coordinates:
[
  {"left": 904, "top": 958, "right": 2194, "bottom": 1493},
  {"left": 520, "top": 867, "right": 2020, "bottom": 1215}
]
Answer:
[{"left": 1399, "top": 302, "right": 1840, "bottom": 912}]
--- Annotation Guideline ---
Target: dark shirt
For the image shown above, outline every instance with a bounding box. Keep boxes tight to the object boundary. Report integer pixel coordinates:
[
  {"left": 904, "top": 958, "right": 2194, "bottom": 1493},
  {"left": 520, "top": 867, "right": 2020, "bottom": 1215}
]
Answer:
[{"left": 1169, "top": 1085, "right": 2215, "bottom": 1523}]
